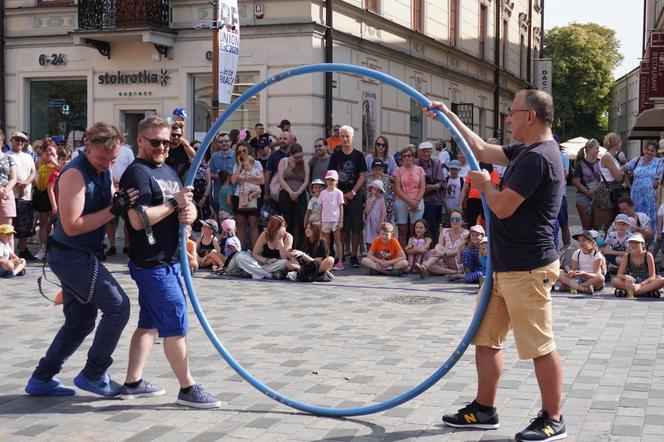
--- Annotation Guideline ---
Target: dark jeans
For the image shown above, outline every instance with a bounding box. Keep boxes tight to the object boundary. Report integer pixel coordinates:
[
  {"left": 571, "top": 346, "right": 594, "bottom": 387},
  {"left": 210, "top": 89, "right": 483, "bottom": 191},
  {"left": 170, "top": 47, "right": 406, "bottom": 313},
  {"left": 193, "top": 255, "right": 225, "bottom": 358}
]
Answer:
[
  {"left": 423, "top": 203, "right": 443, "bottom": 245},
  {"left": 278, "top": 190, "right": 307, "bottom": 241},
  {"left": 32, "top": 247, "right": 130, "bottom": 381},
  {"left": 465, "top": 198, "right": 484, "bottom": 226}
]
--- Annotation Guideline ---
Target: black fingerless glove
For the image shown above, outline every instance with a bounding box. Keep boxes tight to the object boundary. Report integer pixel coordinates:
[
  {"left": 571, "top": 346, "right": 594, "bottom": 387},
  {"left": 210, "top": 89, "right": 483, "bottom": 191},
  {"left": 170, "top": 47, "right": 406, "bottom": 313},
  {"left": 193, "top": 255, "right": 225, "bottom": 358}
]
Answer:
[{"left": 110, "top": 190, "right": 132, "bottom": 216}]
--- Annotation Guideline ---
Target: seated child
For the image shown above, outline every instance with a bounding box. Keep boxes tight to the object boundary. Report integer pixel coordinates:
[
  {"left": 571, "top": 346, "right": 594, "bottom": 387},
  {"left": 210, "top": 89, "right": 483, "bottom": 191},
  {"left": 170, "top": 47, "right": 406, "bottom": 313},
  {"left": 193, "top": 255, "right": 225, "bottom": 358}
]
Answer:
[
  {"left": 612, "top": 232, "right": 664, "bottom": 297},
  {"left": 196, "top": 219, "right": 225, "bottom": 272},
  {"left": 0, "top": 224, "right": 26, "bottom": 277},
  {"left": 557, "top": 230, "right": 605, "bottom": 294},
  {"left": 238, "top": 156, "right": 262, "bottom": 208},
  {"left": 602, "top": 213, "right": 630, "bottom": 269},
  {"left": 361, "top": 222, "right": 408, "bottom": 276},
  {"left": 404, "top": 219, "right": 431, "bottom": 273},
  {"left": 458, "top": 224, "right": 486, "bottom": 284},
  {"left": 221, "top": 218, "right": 241, "bottom": 257}
]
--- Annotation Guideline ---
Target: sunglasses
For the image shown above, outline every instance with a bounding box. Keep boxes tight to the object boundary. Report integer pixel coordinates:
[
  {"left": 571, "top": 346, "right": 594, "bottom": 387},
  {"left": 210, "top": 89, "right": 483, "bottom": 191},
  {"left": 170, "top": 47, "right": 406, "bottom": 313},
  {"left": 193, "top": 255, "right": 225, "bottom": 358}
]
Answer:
[
  {"left": 376, "top": 142, "right": 386, "bottom": 147},
  {"left": 170, "top": 133, "right": 182, "bottom": 138},
  {"left": 402, "top": 153, "right": 413, "bottom": 158},
  {"left": 144, "top": 137, "right": 171, "bottom": 148},
  {"left": 218, "top": 138, "right": 230, "bottom": 143},
  {"left": 314, "top": 144, "right": 325, "bottom": 148},
  {"left": 450, "top": 216, "right": 463, "bottom": 222},
  {"left": 238, "top": 149, "right": 248, "bottom": 154}
]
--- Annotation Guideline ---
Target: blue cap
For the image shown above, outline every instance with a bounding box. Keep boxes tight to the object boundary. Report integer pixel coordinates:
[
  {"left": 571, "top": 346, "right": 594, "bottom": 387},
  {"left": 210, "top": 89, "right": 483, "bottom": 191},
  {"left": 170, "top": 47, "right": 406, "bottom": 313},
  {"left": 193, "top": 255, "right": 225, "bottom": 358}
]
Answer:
[
  {"left": 449, "top": 159, "right": 462, "bottom": 169},
  {"left": 172, "top": 108, "right": 188, "bottom": 119},
  {"left": 52, "top": 136, "right": 64, "bottom": 144}
]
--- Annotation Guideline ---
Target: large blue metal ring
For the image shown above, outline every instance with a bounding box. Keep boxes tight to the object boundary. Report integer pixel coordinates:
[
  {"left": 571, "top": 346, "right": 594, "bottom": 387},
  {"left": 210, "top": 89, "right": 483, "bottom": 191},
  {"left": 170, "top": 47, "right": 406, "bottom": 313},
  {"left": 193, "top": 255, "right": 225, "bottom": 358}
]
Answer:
[{"left": 181, "top": 63, "right": 493, "bottom": 417}]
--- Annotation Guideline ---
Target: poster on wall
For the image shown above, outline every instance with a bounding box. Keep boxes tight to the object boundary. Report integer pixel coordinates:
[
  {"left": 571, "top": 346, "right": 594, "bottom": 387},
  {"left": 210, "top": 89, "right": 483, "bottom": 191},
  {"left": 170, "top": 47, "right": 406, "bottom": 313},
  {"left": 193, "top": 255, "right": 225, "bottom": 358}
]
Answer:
[
  {"left": 218, "top": 0, "right": 240, "bottom": 104},
  {"left": 362, "top": 87, "right": 379, "bottom": 154}
]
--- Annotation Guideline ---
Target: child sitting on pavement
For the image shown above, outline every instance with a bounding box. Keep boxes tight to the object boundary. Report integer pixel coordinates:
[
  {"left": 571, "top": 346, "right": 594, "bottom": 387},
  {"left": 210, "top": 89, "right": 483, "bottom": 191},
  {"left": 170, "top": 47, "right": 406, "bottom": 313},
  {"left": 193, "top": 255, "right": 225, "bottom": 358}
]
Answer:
[
  {"left": 195, "top": 219, "right": 225, "bottom": 272},
  {"left": 361, "top": 222, "right": 408, "bottom": 276},
  {"left": 612, "top": 232, "right": 664, "bottom": 297},
  {"left": 0, "top": 224, "right": 26, "bottom": 277},
  {"left": 602, "top": 213, "right": 630, "bottom": 270},
  {"left": 557, "top": 230, "right": 605, "bottom": 294},
  {"left": 404, "top": 219, "right": 431, "bottom": 273},
  {"left": 457, "top": 224, "right": 486, "bottom": 284}
]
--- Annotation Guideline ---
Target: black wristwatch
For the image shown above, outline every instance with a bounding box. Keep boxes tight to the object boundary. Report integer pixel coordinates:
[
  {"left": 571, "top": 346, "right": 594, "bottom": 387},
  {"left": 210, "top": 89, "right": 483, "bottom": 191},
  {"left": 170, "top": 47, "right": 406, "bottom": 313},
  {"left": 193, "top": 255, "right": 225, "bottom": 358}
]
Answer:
[{"left": 168, "top": 198, "right": 179, "bottom": 211}]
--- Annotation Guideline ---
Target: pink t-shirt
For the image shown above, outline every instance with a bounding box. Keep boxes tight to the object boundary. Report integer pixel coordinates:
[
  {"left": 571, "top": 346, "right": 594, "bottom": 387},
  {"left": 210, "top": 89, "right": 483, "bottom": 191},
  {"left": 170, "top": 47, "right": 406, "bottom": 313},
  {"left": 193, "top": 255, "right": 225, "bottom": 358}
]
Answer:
[
  {"left": 396, "top": 165, "right": 425, "bottom": 200},
  {"left": 319, "top": 188, "right": 345, "bottom": 222}
]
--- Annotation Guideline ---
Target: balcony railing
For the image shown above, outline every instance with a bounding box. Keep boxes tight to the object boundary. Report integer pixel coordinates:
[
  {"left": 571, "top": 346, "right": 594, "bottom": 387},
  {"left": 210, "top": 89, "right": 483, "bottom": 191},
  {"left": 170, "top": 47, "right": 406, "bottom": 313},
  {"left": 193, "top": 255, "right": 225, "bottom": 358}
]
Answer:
[{"left": 78, "top": 0, "right": 170, "bottom": 31}]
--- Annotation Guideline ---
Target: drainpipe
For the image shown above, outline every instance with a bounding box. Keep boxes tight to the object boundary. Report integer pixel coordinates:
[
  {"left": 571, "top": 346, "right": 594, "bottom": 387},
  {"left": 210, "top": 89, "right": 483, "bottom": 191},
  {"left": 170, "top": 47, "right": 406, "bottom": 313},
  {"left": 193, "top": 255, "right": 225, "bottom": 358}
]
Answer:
[
  {"left": 541, "top": 0, "right": 545, "bottom": 57},
  {"left": 0, "top": 1, "right": 6, "bottom": 134},
  {"left": 325, "top": 0, "right": 333, "bottom": 137},
  {"left": 493, "top": 0, "right": 501, "bottom": 139},
  {"left": 527, "top": 0, "right": 532, "bottom": 84}
]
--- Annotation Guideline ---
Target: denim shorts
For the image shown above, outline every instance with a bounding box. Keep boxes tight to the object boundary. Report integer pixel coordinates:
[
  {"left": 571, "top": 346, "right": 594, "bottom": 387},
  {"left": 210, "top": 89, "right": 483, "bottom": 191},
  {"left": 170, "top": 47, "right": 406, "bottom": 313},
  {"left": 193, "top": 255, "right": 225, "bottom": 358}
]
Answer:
[{"left": 129, "top": 262, "right": 188, "bottom": 338}]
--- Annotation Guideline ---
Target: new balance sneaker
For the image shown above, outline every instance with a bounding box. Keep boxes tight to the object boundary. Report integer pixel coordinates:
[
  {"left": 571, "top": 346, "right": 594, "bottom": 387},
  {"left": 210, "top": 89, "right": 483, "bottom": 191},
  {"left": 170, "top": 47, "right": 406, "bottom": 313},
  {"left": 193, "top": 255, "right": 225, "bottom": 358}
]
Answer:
[
  {"left": 176, "top": 384, "right": 221, "bottom": 409},
  {"left": 25, "top": 376, "right": 76, "bottom": 397},
  {"left": 442, "top": 400, "right": 500, "bottom": 429},
  {"left": 119, "top": 379, "right": 166, "bottom": 400},
  {"left": 73, "top": 372, "right": 122, "bottom": 397},
  {"left": 515, "top": 410, "right": 567, "bottom": 442}
]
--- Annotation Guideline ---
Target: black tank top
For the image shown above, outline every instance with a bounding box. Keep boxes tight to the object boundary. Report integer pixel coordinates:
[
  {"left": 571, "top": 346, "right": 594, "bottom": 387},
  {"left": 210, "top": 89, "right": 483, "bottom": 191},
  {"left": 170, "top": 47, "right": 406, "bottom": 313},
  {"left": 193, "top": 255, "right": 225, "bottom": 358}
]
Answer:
[
  {"left": 262, "top": 243, "right": 281, "bottom": 259},
  {"left": 198, "top": 237, "right": 215, "bottom": 257}
]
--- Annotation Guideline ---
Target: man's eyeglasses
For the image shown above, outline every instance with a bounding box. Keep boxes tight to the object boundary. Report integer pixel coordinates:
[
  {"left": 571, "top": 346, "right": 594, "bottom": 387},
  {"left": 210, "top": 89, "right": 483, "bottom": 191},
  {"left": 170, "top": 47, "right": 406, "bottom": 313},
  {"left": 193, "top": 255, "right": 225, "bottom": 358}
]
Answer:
[
  {"left": 314, "top": 144, "right": 325, "bottom": 148},
  {"left": 12, "top": 139, "right": 26, "bottom": 144},
  {"left": 506, "top": 106, "right": 531, "bottom": 116},
  {"left": 144, "top": 137, "right": 171, "bottom": 148},
  {"left": 218, "top": 138, "right": 230, "bottom": 143},
  {"left": 170, "top": 133, "right": 182, "bottom": 138}
]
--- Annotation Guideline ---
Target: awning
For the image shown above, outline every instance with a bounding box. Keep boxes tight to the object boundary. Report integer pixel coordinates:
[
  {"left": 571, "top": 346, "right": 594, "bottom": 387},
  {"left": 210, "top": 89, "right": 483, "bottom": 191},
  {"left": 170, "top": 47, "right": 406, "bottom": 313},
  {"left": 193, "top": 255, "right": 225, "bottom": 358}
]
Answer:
[
  {"left": 560, "top": 136, "right": 588, "bottom": 160},
  {"left": 628, "top": 107, "right": 664, "bottom": 140}
]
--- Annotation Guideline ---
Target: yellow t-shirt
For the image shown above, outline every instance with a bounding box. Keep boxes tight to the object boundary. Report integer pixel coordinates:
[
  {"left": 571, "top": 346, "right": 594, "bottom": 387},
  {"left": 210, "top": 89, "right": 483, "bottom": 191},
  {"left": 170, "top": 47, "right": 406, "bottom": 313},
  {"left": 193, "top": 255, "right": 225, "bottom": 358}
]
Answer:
[{"left": 36, "top": 163, "right": 57, "bottom": 191}]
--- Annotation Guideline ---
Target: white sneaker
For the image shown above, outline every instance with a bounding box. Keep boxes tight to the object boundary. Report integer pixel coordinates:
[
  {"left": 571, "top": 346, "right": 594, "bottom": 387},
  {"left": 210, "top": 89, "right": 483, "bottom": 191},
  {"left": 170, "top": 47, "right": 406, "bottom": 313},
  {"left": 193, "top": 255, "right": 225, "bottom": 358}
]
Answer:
[
  {"left": 35, "top": 247, "right": 46, "bottom": 260},
  {"left": 286, "top": 271, "right": 298, "bottom": 282}
]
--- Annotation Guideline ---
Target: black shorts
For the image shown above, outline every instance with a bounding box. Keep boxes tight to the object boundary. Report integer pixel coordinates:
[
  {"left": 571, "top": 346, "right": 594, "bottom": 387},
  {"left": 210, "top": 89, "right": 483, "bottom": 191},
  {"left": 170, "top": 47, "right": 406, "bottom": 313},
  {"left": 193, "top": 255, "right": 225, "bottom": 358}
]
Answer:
[
  {"left": 33, "top": 189, "right": 52, "bottom": 213},
  {"left": 343, "top": 191, "right": 364, "bottom": 233},
  {"left": 14, "top": 199, "right": 36, "bottom": 239}
]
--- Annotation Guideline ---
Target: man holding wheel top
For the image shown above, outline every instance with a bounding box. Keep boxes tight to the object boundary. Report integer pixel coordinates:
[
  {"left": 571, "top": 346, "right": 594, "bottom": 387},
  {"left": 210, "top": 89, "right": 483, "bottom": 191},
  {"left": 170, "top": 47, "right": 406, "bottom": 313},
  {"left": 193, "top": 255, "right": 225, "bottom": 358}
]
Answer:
[{"left": 426, "top": 89, "right": 566, "bottom": 442}]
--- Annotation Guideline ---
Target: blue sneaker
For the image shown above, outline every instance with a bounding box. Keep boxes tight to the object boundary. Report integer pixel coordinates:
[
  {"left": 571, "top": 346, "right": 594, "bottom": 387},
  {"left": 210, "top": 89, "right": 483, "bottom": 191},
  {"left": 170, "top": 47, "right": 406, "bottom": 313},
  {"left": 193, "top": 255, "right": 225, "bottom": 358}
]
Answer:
[
  {"left": 25, "top": 376, "right": 76, "bottom": 397},
  {"left": 176, "top": 384, "right": 221, "bottom": 409},
  {"left": 119, "top": 379, "right": 166, "bottom": 400},
  {"left": 73, "top": 372, "right": 122, "bottom": 397}
]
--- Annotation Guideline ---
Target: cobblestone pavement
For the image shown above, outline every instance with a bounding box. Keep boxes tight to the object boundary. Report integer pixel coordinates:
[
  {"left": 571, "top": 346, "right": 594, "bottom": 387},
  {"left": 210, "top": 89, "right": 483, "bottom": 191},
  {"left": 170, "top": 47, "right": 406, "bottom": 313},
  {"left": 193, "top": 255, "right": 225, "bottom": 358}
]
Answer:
[{"left": 2, "top": 254, "right": 664, "bottom": 442}]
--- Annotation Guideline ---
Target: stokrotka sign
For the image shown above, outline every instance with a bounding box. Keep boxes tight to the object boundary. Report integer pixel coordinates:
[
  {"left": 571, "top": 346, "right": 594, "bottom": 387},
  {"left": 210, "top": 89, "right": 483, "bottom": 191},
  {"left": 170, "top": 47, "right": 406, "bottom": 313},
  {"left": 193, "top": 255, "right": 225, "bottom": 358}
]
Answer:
[{"left": 98, "top": 69, "right": 171, "bottom": 87}]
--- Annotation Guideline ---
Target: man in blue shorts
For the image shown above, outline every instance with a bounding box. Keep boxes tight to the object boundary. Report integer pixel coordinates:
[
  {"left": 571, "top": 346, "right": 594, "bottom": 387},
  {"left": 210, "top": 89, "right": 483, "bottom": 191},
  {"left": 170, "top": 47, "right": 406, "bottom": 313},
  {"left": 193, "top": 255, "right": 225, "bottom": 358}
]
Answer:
[
  {"left": 25, "top": 122, "right": 137, "bottom": 397},
  {"left": 119, "top": 116, "right": 220, "bottom": 408},
  {"left": 427, "top": 90, "right": 566, "bottom": 442}
]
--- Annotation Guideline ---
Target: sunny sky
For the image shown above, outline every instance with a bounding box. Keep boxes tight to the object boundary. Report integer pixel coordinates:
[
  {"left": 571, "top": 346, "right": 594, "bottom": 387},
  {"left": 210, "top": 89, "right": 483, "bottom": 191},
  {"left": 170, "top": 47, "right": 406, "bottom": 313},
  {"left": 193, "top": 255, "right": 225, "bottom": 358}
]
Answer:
[{"left": 545, "top": 0, "right": 644, "bottom": 79}]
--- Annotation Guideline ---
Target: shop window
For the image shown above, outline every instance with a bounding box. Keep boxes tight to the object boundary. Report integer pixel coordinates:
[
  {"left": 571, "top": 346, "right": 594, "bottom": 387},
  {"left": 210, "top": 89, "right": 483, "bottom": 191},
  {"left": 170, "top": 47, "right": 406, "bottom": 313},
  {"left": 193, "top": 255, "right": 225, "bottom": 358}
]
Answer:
[
  {"left": 192, "top": 72, "right": 260, "bottom": 140},
  {"left": 30, "top": 79, "right": 87, "bottom": 144}
]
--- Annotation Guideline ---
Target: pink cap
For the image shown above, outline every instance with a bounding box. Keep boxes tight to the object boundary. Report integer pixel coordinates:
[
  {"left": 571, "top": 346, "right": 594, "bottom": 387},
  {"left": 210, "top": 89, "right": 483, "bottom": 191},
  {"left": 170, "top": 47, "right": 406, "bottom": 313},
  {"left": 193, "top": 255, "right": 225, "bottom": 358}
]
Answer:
[{"left": 325, "top": 170, "right": 339, "bottom": 181}]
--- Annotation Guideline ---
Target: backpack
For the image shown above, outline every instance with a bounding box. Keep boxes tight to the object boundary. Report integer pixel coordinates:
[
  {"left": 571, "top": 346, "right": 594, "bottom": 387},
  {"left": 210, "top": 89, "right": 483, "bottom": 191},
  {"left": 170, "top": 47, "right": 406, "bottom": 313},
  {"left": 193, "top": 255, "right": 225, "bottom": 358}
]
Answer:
[{"left": 573, "top": 249, "right": 606, "bottom": 275}]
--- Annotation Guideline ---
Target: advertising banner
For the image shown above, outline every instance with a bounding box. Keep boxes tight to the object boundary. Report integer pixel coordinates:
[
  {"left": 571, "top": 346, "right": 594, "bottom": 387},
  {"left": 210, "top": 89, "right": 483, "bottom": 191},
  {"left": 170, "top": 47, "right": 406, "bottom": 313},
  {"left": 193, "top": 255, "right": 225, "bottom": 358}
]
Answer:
[
  {"left": 218, "top": 0, "right": 240, "bottom": 104},
  {"left": 649, "top": 32, "right": 664, "bottom": 100},
  {"left": 640, "top": 60, "right": 654, "bottom": 113},
  {"left": 362, "top": 88, "right": 379, "bottom": 154},
  {"left": 533, "top": 58, "right": 553, "bottom": 95}
]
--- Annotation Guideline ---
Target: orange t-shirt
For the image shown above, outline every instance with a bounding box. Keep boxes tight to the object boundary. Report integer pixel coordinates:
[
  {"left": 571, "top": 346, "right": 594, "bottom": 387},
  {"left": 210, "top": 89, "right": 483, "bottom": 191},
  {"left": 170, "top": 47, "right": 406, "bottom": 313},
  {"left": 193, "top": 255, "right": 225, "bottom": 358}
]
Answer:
[
  {"left": 369, "top": 236, "right": 403, "bottom": 261},
  {"left": 326, "top": 136, "right": 343, "bottom": 150},
  {"left": 467, "top": 170, "right": 500, "bottom": 199}
]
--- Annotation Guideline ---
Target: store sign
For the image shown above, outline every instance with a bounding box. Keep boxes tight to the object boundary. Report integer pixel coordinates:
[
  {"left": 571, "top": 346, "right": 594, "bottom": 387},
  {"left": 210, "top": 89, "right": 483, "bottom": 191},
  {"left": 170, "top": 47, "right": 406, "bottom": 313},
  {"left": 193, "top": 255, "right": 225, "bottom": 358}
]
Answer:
[
  {"left": 98, "top": 68, "right": 171, "bottom": 87},
  {"left": 218, "top": 0, "right": 240, "bottom": 104},
  {"left": 649, "top": 32, "right": 664, "bottom": 100},
  {"left": 640, "top": 60, "right": 654, "bottom": 113},
  {"left": 533, "top": 58, "right": 553, "bottom": 95}
]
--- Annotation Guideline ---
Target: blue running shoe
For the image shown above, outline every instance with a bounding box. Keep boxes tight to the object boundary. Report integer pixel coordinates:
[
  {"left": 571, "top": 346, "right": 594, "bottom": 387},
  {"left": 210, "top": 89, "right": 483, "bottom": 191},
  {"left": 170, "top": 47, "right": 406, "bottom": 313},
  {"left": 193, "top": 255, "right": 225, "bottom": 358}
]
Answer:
[
  {"left": 25, "top": 377, "right": 76, "bottom": 397},
  {"left": 176, "top": 384, "right": 221, "bottom": 409},
  {"left": 119, "top": 380, "right": 166, "bottom": 400},
  {"left": 73, "top": 372, "right": 122, "bottom": 397}
]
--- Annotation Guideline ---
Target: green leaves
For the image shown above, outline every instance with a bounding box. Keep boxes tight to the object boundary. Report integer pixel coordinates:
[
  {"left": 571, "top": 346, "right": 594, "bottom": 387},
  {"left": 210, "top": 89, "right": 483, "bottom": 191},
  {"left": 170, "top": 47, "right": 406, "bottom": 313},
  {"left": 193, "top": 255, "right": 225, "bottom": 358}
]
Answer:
[{"left": 544, "top": 23, "right": 623, "bottom": 139}]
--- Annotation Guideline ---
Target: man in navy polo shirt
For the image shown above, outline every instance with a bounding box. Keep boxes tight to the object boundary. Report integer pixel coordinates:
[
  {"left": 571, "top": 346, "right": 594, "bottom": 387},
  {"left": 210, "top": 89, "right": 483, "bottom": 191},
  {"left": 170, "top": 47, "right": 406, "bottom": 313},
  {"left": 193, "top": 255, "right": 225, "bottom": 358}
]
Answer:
[
  {"left": 119, "top": 116, "right": 220, "bottom": 408},
  {"left": 428, "top": 90, "right": 566, "bottom": 442}
]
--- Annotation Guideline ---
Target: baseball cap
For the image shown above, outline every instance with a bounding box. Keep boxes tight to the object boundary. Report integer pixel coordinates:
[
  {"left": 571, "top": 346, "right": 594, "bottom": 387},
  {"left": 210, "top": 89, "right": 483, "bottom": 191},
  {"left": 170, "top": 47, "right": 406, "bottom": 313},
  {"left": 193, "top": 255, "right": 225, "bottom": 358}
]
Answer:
[
  {"left": 449, "top": 159, "right": 462, "bottom": 169},
  {"left": 371, "top": 159, "right": 387, "bottom": 170},
  {"left": 572, "top": 230, "right": 596, "bottom": 242},
  {"left": 200, "top": 219, "right": 219, "bottom": 232},
  {"left": 11, "top": 131, "right": 28, "bottom": 141},
  {"left": 173, "top": 108, "right": 188, "bottom": 119},
  {"left": 52, "top": 136, "right": 64, "bottom": 145},
  {"left": 479, "top": 237, "right": 488, "bottom": 245},
  {"left": 627, "top": 232, "right": 645, "bottom": 243},
  {"left": 368, "top": 179, "right": 385, "bottom": 193},
  {"left": 221, "top": 218, "right": 236, "bottom": 233},
  {"left": 325, "top": 170, "right": 339, "bottom": 181},
  {"left": 311, "top": 178, "right": 325, "bottom": 186},
  {"left": 278, "top": 119, "right": 291, "bottom": 129},
  {"left": 469, "top": 224, "right": 485, "bottom": 235},
  {"left": 418, "top": 141, "right": 434, "bottom": 150},
  {"left": 614, "top": 213, "right": 630, "bottom": 224},
  {"left": 0, "top": 224, "right": 16, "bottom": 234}
]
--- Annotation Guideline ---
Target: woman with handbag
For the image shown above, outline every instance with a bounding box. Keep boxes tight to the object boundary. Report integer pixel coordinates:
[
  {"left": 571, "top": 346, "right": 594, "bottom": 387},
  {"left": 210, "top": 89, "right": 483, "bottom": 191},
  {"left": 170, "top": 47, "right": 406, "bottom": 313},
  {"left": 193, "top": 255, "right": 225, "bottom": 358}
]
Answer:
[
  {"left": 277, "top": 143, "right": 309, "bottom": 244},
  {"left": 622, "top": 140, "right": 663, "bottom": 229},
  {"left": 572, "top": 139, "right": 603, "bottom": 230},
  {"left": 231, "top": 142, "right": 264, "bottom": 248},
  {"left": 596, "top": 132, "right": 626, "bottom": 234}
]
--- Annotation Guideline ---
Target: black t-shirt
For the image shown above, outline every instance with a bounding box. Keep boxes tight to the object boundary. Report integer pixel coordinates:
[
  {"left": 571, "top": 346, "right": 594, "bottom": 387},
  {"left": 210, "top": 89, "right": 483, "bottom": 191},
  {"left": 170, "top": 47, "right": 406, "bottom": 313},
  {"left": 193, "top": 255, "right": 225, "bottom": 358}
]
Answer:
[
  {"left": 249, "top": 134, "right": 272, "bottom": 151},
  {"left": 490, "top": 140, "right": 563, "bottom": 272},
  {"left": 297, "top": 238, "right": 328, "bottom": 259},
  {"left": 327, "top": 148, "right": 368, "bottom": 193},
  {"left": 164, "top": 144, "right": 191, "bottom": 183},
  {"left": 120, "top": 158, "right": 182, "bottom": 268}
]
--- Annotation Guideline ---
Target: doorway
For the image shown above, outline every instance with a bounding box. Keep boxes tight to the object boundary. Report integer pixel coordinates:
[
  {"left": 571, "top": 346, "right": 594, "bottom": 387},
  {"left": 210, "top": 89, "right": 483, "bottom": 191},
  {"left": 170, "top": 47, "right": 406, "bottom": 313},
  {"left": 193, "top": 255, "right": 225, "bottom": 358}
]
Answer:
[{"left": 122, "top": 110, "right": 155, "bottom": 154}]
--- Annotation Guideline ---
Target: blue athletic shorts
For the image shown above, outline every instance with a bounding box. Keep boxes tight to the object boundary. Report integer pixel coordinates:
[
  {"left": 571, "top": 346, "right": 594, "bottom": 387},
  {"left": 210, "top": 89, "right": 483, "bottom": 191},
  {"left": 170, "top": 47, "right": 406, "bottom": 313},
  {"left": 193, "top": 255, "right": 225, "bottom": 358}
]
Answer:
[{"left": 129, "top": 262, "right": 188, "bottom": 338}]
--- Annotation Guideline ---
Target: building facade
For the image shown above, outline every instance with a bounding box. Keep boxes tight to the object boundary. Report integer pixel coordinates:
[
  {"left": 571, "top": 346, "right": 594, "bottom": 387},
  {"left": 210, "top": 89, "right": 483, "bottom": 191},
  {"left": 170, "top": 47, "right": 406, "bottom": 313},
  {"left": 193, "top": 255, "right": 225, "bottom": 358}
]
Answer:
[
  {"left": 609, "top": 67, "right": 640, "bottom": 159},
  {"left": 3, "top": 0, "right": 542, "bottom": 152}
]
